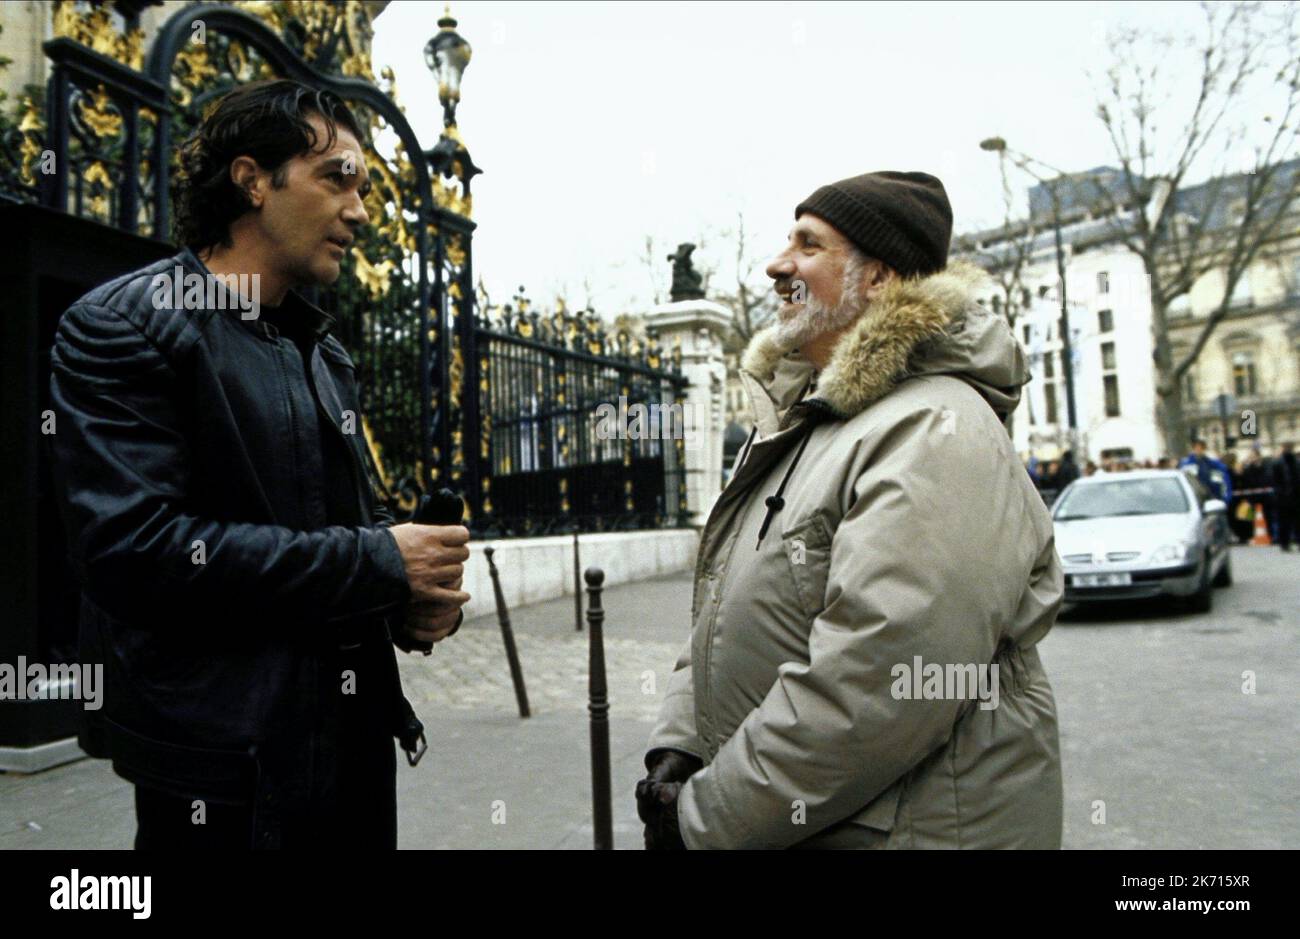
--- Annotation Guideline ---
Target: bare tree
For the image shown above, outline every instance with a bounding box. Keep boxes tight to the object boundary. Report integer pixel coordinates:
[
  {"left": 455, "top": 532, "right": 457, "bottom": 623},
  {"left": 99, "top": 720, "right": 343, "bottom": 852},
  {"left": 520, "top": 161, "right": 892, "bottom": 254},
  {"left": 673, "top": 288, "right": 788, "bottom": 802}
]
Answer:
[
  {"left": 711, "top": 210, "right": 779, "bottom": 354},
  {"left": 953, "top": 164, "right": 1043, "bottom": 440},
  {"left": 639, "top": 234, "right": 666, "bottom": 307},
  {"left": 1081, "top": 0, "right": 1300, "bottom": 455}
]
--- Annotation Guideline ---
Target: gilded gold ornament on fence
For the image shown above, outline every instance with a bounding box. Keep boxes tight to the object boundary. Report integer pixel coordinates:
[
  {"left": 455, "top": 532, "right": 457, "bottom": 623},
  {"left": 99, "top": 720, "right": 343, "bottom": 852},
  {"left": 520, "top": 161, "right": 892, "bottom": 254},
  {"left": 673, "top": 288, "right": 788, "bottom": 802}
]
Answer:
[
  {"left": 52, "top": 0, "right": 145, "bottom": 70},
  {"left": 82, "top": 160, "right": 113, "bottom": 221},
  {"left": 352, "top": 249, "right": 395, "bottom": 299},
  {"left": 77, "top": 85, "right": 123, "bottom": 140},
  {"left": 17, "top": 97, "right": 45, "bottom": 186},
  {"left": 173, "top": 42, "right": 219, "bottom": 106},
  {"left": 449, "top": 341, "right": 464, "bottom": 409}
]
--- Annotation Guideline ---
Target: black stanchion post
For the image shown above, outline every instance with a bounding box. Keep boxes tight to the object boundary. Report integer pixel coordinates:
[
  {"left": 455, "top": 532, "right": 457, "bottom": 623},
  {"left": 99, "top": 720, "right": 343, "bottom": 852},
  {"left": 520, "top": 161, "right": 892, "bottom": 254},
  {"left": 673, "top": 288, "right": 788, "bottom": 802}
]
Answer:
[
  {"left": 573, "top": 528, "right": 583, "bottom": 631},
  {"left": 485, "top": 546, "right": 531, "bottom": 719},
  {"left": 585, "top": 566, "right": 612, "bottom": 850}
]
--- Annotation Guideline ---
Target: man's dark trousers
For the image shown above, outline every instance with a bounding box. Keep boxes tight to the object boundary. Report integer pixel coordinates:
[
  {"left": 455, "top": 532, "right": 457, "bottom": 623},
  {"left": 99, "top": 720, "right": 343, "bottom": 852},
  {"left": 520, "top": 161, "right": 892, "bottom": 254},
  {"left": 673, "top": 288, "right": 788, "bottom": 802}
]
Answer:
[{"left": 132, "top": 641, "right": 398, "bottom": 849}]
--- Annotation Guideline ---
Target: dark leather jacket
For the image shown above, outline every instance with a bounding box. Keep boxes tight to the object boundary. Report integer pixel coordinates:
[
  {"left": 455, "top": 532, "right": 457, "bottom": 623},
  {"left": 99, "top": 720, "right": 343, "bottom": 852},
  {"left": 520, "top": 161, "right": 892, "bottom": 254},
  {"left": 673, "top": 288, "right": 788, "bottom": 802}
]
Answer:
[{"left": 48, "top": 248, "right": 424, "bottom": 842}]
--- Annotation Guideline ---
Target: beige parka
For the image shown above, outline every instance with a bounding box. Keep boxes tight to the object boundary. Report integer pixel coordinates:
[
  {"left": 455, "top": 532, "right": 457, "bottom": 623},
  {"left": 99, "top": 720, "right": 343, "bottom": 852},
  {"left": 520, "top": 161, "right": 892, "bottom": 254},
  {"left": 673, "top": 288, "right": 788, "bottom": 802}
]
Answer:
[{"left": 647, "top": 261, "right": 1065, "bottom": 849}]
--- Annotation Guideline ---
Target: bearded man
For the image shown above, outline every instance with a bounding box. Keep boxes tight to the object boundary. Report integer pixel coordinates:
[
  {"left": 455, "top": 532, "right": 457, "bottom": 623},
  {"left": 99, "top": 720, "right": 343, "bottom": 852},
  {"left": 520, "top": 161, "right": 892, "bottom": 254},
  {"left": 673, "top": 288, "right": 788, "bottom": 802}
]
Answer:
[{"left": 637, "top": 171, "right": 1065, "bottom": 849}]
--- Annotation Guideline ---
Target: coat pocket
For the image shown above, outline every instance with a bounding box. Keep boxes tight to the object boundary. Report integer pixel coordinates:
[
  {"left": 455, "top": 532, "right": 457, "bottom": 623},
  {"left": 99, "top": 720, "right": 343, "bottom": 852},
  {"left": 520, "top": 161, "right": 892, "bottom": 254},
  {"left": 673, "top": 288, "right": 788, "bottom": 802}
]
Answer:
[
  {"left": 846, "top": 776, "right": 904, "bottom": 832},
  {"left": 795, "top": 777, "right": 903, "bottom": 849},
  {"left": 781, "top": 510, "right": 835, "bottom": 619}
]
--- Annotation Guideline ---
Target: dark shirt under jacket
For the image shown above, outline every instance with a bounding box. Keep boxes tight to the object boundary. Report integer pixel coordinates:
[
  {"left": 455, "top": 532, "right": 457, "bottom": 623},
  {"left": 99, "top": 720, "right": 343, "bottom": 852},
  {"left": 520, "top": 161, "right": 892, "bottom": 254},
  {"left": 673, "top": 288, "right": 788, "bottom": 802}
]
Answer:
[{"left": 254, "top": 298, "right": 399, "bottom": 848}]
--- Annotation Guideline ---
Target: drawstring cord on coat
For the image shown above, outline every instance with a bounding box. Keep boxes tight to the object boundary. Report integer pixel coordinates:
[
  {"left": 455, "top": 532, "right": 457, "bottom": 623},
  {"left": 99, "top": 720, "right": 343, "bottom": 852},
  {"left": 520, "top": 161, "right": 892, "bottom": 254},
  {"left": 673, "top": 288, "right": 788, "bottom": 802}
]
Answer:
[
  {"left": 756, "top": 423, "right": 815, "bottom": 550},
  {"left": 734, "top": 426, "right": 758, "bottom": 477},
  {"left": 734, "top": 376, "right": 814, "bottom": 480}
]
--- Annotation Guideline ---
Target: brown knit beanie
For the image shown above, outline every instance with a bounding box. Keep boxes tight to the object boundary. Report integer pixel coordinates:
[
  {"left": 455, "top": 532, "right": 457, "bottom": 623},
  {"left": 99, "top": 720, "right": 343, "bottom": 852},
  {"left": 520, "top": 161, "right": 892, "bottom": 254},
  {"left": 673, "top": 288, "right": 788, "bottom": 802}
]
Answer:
[{"left": 795, "top": 170, "right": 953, "bottom": 278}]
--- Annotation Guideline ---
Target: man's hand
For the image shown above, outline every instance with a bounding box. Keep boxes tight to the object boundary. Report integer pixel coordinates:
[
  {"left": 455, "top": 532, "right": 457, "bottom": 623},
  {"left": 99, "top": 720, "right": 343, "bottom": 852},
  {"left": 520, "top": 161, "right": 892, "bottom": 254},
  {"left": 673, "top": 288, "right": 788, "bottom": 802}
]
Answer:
[
  {"left": 388, "top": 524, "right": 471, "bottom": 650},
  {"left": 400, "top": 576, "right": 465, "bottom": 645},
  {"left": 636, "top": 749, "right": 702, "bottom": 850},
  {"left": 388, "top": 523, "right": 471, "bottom": 608},
  {"left": 642, "top": 783, "right": 687, "bottom": 851},
  {"left": 400, "top": 606, "right": 461, "bottom": 645}
]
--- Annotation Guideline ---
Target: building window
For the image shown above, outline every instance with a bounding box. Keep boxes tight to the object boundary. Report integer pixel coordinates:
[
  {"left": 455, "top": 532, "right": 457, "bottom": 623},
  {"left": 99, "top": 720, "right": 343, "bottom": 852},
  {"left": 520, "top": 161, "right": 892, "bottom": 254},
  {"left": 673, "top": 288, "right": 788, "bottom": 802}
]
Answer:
[
  {"left": 1023, "top": 324, "right": 1032, "bottom": 345},
  {"left": 1232, "top": 351, "right": 1257, "bottom": 397},
  {"left": 1097, "top": 271, "right": 1110, "bottom": 294},
  {"left": 991, "top": 295, "right": 1002, "bottom": 314},
  {"left": 1043, "top": 350, "right": 1055, "bottom": 378},
  {"left": 1183, "top": 369, "right": 1197, "bottom": 404},
  {"left": 1098, "top": 309, "right": 1113, "bottom": 333},
  {"left": 1045, "top": 384, "right": 1058, "bottom": 424},
  {"left": 1104, "top": 375, "right": 1121, "bottom": 417},
  {"left": 1101, "top": 342, "right": 1116, "bottom": 370},
  {"left": 1021, "top": 287, "right": 1032, "bottom": 307}
]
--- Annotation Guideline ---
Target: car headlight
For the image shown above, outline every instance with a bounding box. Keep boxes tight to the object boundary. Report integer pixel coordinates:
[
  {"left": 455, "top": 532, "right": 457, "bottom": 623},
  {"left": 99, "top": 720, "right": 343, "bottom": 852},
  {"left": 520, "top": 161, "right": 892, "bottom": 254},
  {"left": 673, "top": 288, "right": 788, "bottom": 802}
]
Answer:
[{"left": 1151, "top": 542, "right": 1193, "bottom": 563}]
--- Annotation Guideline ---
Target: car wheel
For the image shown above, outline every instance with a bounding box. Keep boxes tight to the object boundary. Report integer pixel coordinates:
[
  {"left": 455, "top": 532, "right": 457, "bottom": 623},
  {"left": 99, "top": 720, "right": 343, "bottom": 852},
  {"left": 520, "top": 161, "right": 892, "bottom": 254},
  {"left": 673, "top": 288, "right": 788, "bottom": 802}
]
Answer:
[
  {"left": 1188, "top": 553, "right": 1214, "bottom": 612},
  {"left": 1212, "top": 549, "right": 1233, "bottom": 588}
]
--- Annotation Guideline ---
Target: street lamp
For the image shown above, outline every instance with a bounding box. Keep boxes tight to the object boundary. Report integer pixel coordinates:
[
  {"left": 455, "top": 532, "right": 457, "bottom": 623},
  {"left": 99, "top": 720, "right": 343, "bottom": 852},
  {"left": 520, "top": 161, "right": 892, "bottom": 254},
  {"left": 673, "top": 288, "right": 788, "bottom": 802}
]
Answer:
[
  {"left": 980, "top": 136, "right": 1079, "bottom": 455},
  {"left": 423, "top": 5, "right": 482, "bottom": 188},
  {"left": 424, "top": 6, "right": 472, "bottom": 128}
]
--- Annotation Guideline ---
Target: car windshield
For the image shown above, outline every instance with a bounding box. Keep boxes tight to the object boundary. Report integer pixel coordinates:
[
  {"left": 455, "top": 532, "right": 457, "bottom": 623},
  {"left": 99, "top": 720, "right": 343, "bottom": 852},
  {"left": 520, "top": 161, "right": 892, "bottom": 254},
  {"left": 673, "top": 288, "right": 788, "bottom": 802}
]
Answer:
[{"left": 1054, "top": 478, "right": 1190, "bottom": 520}]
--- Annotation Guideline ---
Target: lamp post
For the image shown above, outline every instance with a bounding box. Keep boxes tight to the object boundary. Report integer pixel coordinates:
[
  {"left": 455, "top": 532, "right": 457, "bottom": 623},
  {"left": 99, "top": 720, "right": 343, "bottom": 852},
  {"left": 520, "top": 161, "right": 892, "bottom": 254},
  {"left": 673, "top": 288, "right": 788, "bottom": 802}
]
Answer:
[
  {"left": 422, "top": 6, "right": 482, "bottom": 186},
  {"left": 980, "top": 137, "right": 1079, "bottom": 456},
  {"left": 425, "top": 6, "right": 472, "bottom": 129},
  {"left": 422, "top": 5, "right": 482, "bottom": 508}
]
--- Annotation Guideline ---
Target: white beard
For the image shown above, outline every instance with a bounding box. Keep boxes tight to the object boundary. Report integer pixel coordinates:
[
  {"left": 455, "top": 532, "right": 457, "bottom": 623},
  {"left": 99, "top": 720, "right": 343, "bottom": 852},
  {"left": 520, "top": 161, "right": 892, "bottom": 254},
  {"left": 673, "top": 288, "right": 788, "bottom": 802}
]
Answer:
[{"left": 774, "top": 257, "right": 868, "bottom": 353}]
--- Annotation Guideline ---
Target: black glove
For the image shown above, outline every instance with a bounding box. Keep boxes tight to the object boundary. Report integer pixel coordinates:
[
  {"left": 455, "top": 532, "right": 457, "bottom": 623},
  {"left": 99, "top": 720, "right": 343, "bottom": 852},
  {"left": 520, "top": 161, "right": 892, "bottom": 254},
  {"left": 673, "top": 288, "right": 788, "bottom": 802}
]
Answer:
[
  {"left": 642, "top": 781, "right": 687, "bottom": 850},
  {"left": 636, "top": 749, "right": 701, "bottom": 850}
]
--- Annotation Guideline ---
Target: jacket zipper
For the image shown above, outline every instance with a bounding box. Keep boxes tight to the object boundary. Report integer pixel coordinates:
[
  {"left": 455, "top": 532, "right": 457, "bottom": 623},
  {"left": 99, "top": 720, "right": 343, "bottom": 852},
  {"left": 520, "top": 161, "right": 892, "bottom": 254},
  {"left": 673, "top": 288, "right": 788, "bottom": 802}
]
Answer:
[
  {"left": 307, "top": 357, "right": 369, "bottom": 525},
  {"left": 695, "top": 420, "right": 819, "bottom": 755}
]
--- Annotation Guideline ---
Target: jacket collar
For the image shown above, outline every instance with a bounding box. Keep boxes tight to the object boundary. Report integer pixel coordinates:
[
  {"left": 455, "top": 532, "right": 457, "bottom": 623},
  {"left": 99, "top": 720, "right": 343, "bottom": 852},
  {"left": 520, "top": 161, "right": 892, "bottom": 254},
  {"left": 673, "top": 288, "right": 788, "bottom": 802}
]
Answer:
[
  {"left": 175, "top": 248, "right": 336, "bottom": 342},
  {"left": 739, "top": 260, "right": 988, "bottom": 432}
]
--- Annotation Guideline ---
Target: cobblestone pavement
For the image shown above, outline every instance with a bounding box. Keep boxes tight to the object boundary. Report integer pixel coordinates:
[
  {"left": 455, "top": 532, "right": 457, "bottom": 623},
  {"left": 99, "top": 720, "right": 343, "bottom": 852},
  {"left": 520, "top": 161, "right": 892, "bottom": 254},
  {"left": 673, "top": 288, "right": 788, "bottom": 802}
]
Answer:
[{"left": 397, "top": 632, "right": 682, "bottom": 722}]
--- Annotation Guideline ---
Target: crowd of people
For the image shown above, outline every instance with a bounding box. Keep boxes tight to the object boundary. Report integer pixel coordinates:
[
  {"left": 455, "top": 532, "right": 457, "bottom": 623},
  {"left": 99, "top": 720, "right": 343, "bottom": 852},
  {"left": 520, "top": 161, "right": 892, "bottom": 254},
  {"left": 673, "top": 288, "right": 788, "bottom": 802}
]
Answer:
[
  {"left": 1221, "top": 441, "right": 1299, "bottom": 549},
  {"left": 1024, "top": 440, "right": 1300, "bottom": 550}
]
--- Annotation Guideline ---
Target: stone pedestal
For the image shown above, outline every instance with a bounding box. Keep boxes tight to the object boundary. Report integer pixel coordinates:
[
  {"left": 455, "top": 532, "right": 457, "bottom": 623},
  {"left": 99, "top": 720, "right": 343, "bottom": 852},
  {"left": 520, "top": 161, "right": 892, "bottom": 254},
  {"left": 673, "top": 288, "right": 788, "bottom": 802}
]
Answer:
[{"left": 644, "top": 300, "right": 732, "bottom": 526}]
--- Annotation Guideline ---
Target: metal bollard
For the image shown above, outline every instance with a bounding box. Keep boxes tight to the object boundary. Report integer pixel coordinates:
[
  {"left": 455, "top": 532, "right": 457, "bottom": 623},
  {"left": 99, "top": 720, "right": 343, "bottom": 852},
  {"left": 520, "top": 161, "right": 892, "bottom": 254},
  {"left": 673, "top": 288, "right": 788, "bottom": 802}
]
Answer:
[
  {"left": 573, "top": 528, "right": 583, "bottom": 632},
  {"left": 485, "top": 546, "right": 531, "bottom": 719},
  {"left": 585, "top": 566, "right": 612, "bottom": 850}
]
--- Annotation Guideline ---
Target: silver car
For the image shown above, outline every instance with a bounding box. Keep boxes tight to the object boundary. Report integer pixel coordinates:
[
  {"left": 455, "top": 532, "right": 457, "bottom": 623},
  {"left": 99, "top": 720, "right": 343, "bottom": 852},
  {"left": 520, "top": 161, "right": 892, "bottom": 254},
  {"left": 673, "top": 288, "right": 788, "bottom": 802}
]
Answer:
[{"left": 1052, "top": 469, "right": 1232, "bottom": 612}]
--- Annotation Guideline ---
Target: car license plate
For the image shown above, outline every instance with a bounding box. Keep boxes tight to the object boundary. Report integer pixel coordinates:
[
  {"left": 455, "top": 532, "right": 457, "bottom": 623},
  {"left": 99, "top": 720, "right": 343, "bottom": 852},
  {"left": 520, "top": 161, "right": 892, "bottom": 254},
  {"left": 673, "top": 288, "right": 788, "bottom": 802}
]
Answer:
[{"left": 1072, "top": 572, "right": 1132, "bottom": 587}]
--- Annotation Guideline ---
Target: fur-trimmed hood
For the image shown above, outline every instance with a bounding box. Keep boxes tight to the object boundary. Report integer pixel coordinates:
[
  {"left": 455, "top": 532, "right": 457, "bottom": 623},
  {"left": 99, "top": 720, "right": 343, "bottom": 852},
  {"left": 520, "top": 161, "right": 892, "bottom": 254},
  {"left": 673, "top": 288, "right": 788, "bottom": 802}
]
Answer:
[{"left": 739, "top": 260, "right": 1027, "bottom": 429}]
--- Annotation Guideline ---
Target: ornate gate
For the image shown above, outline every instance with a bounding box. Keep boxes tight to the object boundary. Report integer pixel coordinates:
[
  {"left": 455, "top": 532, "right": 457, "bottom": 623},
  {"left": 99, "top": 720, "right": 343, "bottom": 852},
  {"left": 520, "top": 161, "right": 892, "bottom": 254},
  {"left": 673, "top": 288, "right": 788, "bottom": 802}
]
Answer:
[{"left": 2, "top": 0, "right": 687, "bottom": 533}]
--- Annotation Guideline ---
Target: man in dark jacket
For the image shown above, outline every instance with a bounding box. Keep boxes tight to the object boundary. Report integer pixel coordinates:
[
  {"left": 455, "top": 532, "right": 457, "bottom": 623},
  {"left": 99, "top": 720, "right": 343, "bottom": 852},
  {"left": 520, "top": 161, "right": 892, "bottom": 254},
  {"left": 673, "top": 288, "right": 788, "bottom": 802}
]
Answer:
[
  {"left": 1055, "top": 450, "right": 1081, "bottom": 489},
  {"left": 1272, "top": 442, "right": 1298, "bottom": 551},
  {"left": 48, "top": 80, "right": 470, "bottom": 849}
]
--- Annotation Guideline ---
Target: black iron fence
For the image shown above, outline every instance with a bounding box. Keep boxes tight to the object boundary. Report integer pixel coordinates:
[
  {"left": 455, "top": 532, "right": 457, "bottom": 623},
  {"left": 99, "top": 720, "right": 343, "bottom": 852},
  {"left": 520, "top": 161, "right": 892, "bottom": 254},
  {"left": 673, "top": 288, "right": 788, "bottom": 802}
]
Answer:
[{"left": 471, "top": 294, "right": 688, "bottom": 537}]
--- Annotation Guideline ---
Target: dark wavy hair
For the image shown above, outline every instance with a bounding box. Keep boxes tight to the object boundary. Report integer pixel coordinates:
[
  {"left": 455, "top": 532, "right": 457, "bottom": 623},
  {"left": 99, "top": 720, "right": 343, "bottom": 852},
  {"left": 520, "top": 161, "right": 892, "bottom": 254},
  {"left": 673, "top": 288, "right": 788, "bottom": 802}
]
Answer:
[{"left": 172, "top": 79, "right": 365, "bottom": 252}]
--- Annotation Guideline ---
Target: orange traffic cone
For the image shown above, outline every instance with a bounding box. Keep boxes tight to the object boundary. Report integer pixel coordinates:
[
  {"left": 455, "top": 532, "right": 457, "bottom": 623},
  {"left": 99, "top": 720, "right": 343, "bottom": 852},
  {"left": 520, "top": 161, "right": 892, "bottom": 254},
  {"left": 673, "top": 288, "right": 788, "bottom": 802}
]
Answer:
[{"left": 1250, "top": 504, "right": 1272, "bottom": 546}]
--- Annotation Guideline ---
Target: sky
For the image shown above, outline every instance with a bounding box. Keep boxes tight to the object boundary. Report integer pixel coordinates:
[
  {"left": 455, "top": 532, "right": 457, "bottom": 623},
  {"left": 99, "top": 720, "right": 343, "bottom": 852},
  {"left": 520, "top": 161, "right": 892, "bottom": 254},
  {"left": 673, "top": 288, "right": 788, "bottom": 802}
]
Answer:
[{"left": 370, "top": 0, "right": 1288, "bottom": 317}]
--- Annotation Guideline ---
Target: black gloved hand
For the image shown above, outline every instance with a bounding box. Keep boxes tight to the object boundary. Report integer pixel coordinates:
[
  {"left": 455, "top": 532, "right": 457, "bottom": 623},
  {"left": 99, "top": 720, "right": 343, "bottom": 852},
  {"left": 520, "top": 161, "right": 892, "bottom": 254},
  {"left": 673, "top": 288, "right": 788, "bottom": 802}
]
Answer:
[
  {"left": 643, "top": 781, "right": 687, "bottom": 850},
  {"left": 636, "top": 749, "right": 701, "bottom": 850}
]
